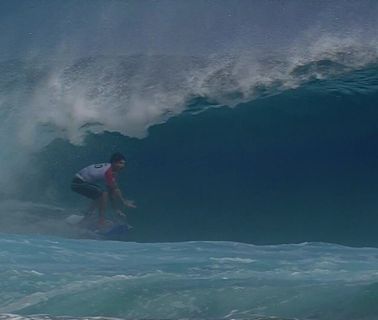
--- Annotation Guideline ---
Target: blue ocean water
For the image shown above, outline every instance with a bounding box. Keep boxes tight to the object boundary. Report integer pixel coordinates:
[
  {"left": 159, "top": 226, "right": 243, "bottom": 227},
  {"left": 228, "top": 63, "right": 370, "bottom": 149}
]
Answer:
[
  {"left": 1, "top": 1, "right": 378, "bottom": 319},
  {"left": 2, "top": 233, "right": 378, "bottom": 320}
]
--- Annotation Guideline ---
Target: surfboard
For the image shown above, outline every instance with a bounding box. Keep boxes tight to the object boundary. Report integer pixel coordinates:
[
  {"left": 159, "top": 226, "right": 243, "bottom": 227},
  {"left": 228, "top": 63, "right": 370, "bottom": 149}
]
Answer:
[
  {"left": 95, "top": 224, "right": 131, "bottom": 240},
  {"left": 65, "top": 214, "right": 85, "bottom": 225},
  {"left": 65, "top": 214, "right": 132, "bottom": 240}
]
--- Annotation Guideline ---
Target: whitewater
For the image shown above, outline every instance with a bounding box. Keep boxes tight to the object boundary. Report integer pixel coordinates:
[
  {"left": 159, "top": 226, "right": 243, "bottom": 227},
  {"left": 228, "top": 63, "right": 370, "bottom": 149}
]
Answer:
[
  {"left": 1, "top": 233, "right": 378, "bottom": 320},
  {"left": 1, "top": 1, "right": 378, "bottom": 319}
]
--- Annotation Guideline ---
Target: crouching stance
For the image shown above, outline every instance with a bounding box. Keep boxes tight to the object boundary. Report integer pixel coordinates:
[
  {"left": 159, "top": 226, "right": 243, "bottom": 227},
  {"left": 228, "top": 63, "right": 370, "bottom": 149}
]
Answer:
[{"left": 71, "top": 152, "right": 136, "bottom": 228}]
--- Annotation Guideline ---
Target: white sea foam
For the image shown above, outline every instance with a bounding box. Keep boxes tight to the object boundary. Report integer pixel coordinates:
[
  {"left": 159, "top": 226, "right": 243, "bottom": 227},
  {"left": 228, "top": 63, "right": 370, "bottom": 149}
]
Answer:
[{"left": 0, "top": 235, "right": 378, "bottom": 319}]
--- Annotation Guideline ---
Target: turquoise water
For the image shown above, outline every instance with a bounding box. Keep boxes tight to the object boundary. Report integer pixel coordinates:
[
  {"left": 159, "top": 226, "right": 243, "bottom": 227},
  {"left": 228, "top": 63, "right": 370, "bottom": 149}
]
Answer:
[
  {"left": 1, "top": 233, "right": 378, "bottom": 319},
  {"left": 1, "top": 1, "right": 378, "bottom": 319}
]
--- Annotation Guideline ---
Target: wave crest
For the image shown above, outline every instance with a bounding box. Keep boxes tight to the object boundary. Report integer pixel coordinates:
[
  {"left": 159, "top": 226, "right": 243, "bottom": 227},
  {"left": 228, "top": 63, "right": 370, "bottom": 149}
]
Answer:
[{"left": 0, "top": 39, "right": 377, "bottom": 171}]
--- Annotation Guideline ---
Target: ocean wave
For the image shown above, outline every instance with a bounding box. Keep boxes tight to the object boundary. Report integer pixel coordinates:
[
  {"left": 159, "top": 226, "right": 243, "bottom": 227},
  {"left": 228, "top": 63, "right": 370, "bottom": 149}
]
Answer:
[
  {"left": 0, "top": 43, "right": 377, "bottom": 195},
  {"left": 1, "top": 236, "right": 378, "bottom": 319},
  {"left": 1, "top": 50, "right": 377, "bottom": 146}
]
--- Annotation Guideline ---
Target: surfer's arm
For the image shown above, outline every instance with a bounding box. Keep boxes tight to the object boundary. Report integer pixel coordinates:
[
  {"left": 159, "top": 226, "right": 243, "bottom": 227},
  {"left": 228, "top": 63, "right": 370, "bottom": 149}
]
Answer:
[
  {"left": 108, "top": 193, "right": 126, "bottom": 217},
  {"left": 112, "top": 186, "right": 136, "bottom": 208},
  {"left": 105, "top": 168, "right": 136, "bottom": 209}
]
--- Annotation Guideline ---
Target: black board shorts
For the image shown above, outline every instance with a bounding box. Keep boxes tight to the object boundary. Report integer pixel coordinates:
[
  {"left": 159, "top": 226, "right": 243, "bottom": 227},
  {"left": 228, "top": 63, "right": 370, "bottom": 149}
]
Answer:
[{"left": 71, "top": 177, "right": 103, "bottom": 200}]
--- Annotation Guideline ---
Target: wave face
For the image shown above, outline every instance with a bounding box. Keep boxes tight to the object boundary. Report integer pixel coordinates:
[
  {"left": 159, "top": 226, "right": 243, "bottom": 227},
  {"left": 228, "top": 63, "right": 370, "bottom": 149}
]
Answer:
[
  {"left": 1, "top": 1, "right": 378, "bottom": 246},
  {"left": 2, "top": 62, "right": 378, "bottom": 246},
  {"left": 1, "top": 234, "right": 378, "bottom": 320}
]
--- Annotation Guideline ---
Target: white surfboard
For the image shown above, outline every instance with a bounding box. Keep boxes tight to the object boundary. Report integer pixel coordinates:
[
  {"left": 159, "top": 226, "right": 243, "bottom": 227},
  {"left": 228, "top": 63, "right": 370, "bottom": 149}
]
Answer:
[{"left": 65, "top": 214, "right": 85, "bottom": 225}]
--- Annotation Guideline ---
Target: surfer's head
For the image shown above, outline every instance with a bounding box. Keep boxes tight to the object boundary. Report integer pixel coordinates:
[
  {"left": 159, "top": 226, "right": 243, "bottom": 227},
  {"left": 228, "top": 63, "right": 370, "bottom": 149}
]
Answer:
[{"left": 110, "top": 152, "right": 126, "bottom": 171}]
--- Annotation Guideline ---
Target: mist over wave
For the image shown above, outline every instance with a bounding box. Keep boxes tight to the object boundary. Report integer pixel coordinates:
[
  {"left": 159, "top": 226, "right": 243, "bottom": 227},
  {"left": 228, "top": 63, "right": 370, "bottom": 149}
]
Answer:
[
  {"left": 1, "top": 0, "right": 378, "bottom": 148},
  {"left": 2, "top": 46, "right": 377, "bottom": 145}
]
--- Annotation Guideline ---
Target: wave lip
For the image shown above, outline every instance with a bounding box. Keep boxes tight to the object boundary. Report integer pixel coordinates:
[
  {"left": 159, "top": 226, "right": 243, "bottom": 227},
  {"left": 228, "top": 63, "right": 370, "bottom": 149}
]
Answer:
[{"left": 1, "top": 38, "right": 378, "bottom": 144}]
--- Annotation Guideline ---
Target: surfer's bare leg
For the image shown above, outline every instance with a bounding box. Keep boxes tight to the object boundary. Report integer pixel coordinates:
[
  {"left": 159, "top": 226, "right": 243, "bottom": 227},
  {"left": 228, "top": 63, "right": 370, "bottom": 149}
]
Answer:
[
  {"left": 79, "top": 200, "right": 98, "bottom": 227},
  {"left": 109, "top": 192, "right": 133, "bottom": 228},
  {"left": 77, "top": 201, "right": 95, "bottom": 228},
  {"left": 85, "top": 200, "right": 97, "bottom": 216},
  {"left": 98, "top": 192, "right": 108, "bottom": 225}
]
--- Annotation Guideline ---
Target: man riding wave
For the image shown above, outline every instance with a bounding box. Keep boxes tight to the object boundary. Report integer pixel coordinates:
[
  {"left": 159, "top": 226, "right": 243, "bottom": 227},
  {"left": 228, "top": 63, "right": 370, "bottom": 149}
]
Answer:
[{"left": 71, "top": 152, "right": 136, "bottom": 228}]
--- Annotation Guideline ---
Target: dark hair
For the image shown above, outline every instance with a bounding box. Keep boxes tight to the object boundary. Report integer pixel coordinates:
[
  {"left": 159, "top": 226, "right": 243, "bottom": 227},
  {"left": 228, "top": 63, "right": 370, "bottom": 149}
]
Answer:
[{"left": 110, "top": 152, "right": 126, "bottom": 163}]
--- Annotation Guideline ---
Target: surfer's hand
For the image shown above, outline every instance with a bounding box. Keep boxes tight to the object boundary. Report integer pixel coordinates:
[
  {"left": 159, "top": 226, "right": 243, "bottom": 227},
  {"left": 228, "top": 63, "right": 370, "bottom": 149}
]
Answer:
[
  {"left": 116, "top": 209, "right": 127, "bottom": 217},
  {"left": 124, "top": 199, "right": 136, "bottom": 209}
]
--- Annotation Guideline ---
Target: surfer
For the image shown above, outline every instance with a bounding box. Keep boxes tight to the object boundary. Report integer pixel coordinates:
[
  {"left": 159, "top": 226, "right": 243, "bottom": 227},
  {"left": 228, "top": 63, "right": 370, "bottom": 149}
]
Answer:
[{"left": 71, "top": 152, "right": 136, "bottom": 228}]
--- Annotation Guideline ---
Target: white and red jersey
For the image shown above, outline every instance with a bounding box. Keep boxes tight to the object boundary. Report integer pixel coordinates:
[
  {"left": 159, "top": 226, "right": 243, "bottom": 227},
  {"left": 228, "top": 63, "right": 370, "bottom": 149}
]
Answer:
[{"left": 76, "top": 163, "right": 116, "bottom": 188}]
